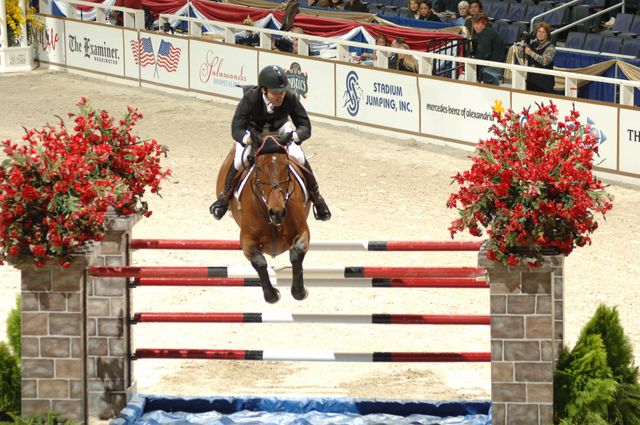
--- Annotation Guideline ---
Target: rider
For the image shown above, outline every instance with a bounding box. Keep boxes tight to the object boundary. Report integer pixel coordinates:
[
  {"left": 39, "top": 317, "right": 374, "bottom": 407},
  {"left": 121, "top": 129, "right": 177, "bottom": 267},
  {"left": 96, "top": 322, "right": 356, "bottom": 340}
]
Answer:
[{"left": 210, "top": 65, "right": 332, "bottom": 221}]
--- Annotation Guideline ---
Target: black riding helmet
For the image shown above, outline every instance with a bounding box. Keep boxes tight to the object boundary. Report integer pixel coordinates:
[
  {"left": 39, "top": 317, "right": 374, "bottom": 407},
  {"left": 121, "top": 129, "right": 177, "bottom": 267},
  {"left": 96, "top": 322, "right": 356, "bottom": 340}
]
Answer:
[{"left": 258, "top": 65, "right": 289, "bottom": 92}]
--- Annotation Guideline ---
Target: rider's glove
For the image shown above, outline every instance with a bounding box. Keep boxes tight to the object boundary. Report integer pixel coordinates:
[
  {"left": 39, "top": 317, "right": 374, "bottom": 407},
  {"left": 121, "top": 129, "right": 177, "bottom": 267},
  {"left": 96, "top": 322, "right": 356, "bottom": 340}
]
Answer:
[{"left": 281, "top": 131, "right": 294, "bottom": 146}]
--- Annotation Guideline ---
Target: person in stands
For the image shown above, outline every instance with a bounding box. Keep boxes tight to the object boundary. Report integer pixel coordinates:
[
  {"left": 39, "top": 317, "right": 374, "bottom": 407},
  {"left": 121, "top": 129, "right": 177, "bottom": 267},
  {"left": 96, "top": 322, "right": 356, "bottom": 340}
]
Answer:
[
  {"left": 418, "top": 0, "right": 441, "bottom": 21},
  {"left": 519, "top": 22, "right": 556, "bottom": 93},
  {"left": 472, "top": 13, "right": 505, "bottom": 85},
  {"left": 464, "top": 0, "right": 482, "bottom": 36},
  {"left": 344, "top": 0, "right": 368, "bottom": 12},
  {"left": 407, "top": 0, "right": 421, "bottom": 18},
  {"left": 210, "top": 65, "right": 331, "bottom": 222},
  {"left": 455, "top": 1, "right": 470, "bottom": 26}
]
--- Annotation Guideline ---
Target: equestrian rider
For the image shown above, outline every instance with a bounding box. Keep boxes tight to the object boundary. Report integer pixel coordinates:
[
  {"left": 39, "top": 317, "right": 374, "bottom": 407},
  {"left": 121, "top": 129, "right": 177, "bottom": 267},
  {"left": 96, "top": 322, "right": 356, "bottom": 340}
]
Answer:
[{"left": 210, "top": 65, "right": 332, "bottom": 221}]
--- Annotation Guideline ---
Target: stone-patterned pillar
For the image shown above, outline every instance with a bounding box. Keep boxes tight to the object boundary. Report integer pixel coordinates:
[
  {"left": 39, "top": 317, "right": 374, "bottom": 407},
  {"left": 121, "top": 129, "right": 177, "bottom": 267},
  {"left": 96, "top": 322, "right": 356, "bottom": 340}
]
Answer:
[
  {"left": 479, "top": 243, "right": 564, "bottom": 425},
  {"left": 87, "top": 213, "right": 139, "bottom": 420},
  {"left": 18, "top": 250, "right": 96, "bottom": 423}
]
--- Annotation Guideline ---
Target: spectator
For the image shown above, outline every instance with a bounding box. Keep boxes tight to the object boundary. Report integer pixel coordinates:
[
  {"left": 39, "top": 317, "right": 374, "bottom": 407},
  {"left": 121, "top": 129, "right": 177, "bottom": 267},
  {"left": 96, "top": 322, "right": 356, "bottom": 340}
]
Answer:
[
  {"left": 418, "top": 0, "right": 441, "bottom": 21},
  {"left": 310, "top": 0, "right": 331, "bottom": 7},
  {"left": 112, "top": 0, "right": 143, "bottom": 26},
  {"left": 464, "top": 0, "right": 482, "bottom": 36},
  {"left": 344, "top": 0, "right": 368, "bottom": 12},
  {"left": 362, "top": 34, "right": 389, "bottom": 62},
  {"left": 455, "top": 1, "right": 470, "bottom": 25},
  {"left": 472, "top": 13, "right": 505, "bottom": 85},
  {"left": 518, "top": 22, "right": 556, "bottom": 93},
  {"left": 329, "top": 0, "right": 345, "bottom": 9},
  {"left": 407, "top": 0, "right": 420, "bottom": 18},
  {"left": 395, "top": 41, "right": 419, "bottom": 72},
  {"left": 273, "top": 27, "right": 305, "bottom": 54}
]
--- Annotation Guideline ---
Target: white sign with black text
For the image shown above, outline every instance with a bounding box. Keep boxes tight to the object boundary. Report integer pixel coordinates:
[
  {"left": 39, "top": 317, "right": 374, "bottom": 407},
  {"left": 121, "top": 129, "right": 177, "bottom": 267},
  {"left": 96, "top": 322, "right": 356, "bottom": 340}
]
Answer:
[
  {"left": 37, "top": 16, "right": 65, "bottom": 65},
  {"left": 64, "top": 21, "right": 124, "bottom": 76},
  {"left": 619, "top": 107, "right": 640, "bottom": 175}
]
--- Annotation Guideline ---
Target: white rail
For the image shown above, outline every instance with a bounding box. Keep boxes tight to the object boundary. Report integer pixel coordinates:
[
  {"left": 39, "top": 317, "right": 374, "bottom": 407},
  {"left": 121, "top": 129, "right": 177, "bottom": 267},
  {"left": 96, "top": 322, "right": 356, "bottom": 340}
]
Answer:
[
  {"left": 40, "top": 0, "right": 145, "bottom": 29},
  {"left": 159, "top": 12, "right": 640, "bottom": 105}
]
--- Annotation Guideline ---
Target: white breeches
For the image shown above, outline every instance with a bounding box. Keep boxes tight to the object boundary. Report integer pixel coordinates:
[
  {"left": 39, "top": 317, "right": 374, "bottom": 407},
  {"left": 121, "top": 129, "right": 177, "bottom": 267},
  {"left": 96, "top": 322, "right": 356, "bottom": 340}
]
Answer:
[{"left": 233, "top": 141, "right": 306, "bottom": 169}]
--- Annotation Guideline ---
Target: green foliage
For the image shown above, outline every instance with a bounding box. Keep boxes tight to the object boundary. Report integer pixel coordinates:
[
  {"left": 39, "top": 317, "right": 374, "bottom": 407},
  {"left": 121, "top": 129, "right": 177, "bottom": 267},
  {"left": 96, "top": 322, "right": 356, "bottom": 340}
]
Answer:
[
  {"left": 555, "top": 304, "right": 640, "bottom": 425},
  {"left": 9, "top": 413, "right": 78, "bottom": 425},
  {"left": 0, "top": 343, "right": 20, "bottom": 421},
  {"left": 6, "top": 297, "right": 20, "bottom": 362}
]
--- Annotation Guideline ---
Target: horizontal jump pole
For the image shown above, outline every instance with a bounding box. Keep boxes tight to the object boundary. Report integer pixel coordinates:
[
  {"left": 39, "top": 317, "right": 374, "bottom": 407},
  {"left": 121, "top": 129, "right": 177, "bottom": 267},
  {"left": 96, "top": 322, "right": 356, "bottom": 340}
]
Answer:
[
  {"left": 133, "top": 348, "right": 491, "bottom": 362},
  {"left": 130, "top": 239, "right": 482, "bottom": 252},
  {"left": 132, "top": 312, "right": 491, "bottom": 325},
  {"left": 132, "top": 277, "right": 488, "bottom": 288},
  {"left": 89, "top": 266, "right": 485, "bottom": 279}
]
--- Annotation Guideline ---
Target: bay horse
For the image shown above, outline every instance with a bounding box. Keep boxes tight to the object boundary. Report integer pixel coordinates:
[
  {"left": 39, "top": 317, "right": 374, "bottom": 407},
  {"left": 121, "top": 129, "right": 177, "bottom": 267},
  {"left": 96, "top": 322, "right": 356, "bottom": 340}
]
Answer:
[{"left": 216, "top": 135, "right": 311, "bottom": 303}]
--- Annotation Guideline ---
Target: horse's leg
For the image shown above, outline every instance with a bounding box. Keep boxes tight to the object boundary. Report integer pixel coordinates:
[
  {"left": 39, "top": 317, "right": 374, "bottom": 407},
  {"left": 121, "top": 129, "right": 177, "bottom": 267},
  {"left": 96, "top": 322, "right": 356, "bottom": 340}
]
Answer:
[
  {"left": 245, "top": 242, "right": 280, "bottom": 304},
  {"left": 290, "top": 233, "right": 309, "bottom": 301}
]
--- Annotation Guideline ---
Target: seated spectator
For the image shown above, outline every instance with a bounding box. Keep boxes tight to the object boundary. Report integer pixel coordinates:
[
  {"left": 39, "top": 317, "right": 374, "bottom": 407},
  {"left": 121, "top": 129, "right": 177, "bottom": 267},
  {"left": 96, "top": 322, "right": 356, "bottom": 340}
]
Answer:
[
  {"left": 396, "top": 41, "right": 419, "bottom": 72},
  {"left": 455, "top": 1, "right": 470, "bottom": 25},
  {"left": 464, "top": 0, "right": 482, "bottom": 37},
  {"left": 472, "top": 13, "right": 505, "bottom": 85},
  {"left": 329, "top": 0, "right": 345, "bottom": 9},
  {"left": 310, "top": 0, "right": 331, "bottom": 7},
  {"left": 362, "top": 34, "right": 390, "bottom": 62},
  {"left": 418, "top": 0, "right": 441, "bottom": 21},
  {"left": 407, "top": 0, "right": 420, "bottom": 19},
  {"left": 113, "top": 0, "right": 143, "bottom": 26},
  {"left": 344, "top": 0, "right": 368, "bottom": 12},
  {"left": 273, "top": 27, "right": 305, "bottom": 54},
  {"left": 236, "top": 15, "right": 260, "bottom": 46}
]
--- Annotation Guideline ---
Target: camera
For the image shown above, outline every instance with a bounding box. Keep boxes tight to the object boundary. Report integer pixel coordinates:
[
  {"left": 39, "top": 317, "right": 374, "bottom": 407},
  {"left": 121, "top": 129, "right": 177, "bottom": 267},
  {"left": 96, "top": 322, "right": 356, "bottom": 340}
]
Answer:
[{"left": 516, "top": 31, "right": 534, "bottom": 47}]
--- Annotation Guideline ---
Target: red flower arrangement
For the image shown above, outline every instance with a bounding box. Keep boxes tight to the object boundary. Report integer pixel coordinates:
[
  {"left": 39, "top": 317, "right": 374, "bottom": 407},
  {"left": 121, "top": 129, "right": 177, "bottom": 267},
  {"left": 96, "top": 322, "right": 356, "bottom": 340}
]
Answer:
[
  {"left": 0, "top": 98, "right": 171, "bottom": 267},
  {"left": 447, "top": 101, "right": 613, "bottom": 267}
]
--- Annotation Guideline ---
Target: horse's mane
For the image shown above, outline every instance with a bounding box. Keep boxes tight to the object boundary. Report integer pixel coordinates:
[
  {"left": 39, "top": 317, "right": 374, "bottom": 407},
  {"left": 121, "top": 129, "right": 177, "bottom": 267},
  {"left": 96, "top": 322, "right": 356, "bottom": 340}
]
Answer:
[{"left": 258, "top": 136, "right": 287, "bottom": 156}]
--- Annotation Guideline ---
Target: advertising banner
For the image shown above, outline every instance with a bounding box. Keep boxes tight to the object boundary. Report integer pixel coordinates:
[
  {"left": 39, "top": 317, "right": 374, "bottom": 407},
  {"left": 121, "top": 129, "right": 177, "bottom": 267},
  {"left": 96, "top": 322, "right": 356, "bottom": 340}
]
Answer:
[
  {"left": 37, "top": 16, "right": 65, "bottom": 65},
  {"left": 335, "top": 65, "right": 419, "bottom": 133},
  {"left": 64, "top": 21, "right": 124, "bottom": 76},
  {"left": 259, "top": 52, "right": 335, "bottom": 117},
  {"left": 190, "top": 40, "right": 257, "bottom": 99},
  {"left": 512, "top": 93, "right": 618, "bottom": 172},
  {"left": 419, "top": 78, "right": 509, "bottom": 144},
  {"left": 619, "top": 107, "right": 640, "bottom": 175},
  {"left": 135, "top": 33, "right": 189, "bottom": 89}
]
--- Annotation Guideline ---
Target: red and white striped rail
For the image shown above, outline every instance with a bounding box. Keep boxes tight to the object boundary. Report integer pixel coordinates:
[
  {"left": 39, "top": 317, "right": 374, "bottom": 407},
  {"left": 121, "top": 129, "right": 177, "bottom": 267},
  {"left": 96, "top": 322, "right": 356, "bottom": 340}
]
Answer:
[
  {"left": 131, "top": 277, "right": 488, "bottom": 288},
  {"left": 89, "top": 265, "right": 485, "bottom": 279},
  {"left": 130, "top": 239, "right": 482, "bottom": 252},
  {"left": 133, "top": 348, "right": 491, "bottom": 362},
  {"left": 132, "top": 312, "right": 491, "bottom": 325}
]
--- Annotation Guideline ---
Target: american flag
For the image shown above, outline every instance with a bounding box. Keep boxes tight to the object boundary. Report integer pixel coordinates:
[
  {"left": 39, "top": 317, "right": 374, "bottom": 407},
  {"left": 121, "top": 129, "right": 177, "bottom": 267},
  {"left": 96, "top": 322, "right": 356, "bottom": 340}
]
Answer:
[
  {"left": 130, "top": 37, "right": 155, "bottom": 67},
  {"left": 156, "top": 40, "right": 182, "bottom": 73}
]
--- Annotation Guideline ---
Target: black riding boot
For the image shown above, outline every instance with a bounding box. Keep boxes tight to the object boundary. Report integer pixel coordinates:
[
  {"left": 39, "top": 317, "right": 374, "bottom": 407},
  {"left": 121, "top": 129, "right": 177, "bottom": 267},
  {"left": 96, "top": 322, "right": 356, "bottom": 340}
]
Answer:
[
  {"left": 210, "top": 166, "right": 239, "bottom": 220},
  {"left": 302, "top": 160, "right": 331, "bottom": 221}
]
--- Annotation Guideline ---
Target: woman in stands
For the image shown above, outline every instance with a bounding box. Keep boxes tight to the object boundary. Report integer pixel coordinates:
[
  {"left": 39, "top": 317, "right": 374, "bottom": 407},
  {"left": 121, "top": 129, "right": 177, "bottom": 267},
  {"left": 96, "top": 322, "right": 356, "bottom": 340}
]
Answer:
[
  {"left": 362, "top": 34, "right": 390, "bottom": 62},
  {"left": 418, "top": 0, "right": 441, "bottom": 21},
  {"left": 407, "top": 0, "right": 421, "bottom": 18},
  {"left": 520, "top": 22, "right": 556, "bottom": 93},
  {"left": 455, "top": 1, "right": 470, "bottom": 25}
]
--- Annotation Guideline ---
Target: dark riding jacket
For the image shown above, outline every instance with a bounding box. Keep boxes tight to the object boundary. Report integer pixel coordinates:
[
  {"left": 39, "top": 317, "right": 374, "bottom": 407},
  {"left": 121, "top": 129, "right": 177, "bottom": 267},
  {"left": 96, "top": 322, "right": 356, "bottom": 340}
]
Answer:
[{"left": 231, "top": 86, "right": 312, "bottom": 145}]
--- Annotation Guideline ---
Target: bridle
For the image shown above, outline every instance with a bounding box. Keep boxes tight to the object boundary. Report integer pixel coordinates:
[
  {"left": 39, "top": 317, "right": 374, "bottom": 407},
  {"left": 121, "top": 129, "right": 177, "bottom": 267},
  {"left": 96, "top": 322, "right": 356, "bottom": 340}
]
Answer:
[{"left": 251, "top": 136, "right": 295, "bottom": 226}]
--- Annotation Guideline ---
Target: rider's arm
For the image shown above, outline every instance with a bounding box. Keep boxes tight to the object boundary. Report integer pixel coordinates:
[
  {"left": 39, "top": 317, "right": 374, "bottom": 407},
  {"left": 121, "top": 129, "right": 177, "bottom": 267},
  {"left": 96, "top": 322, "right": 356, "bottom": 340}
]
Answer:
[
  {"left": 231, "top": 92, "right": 256, "bottom": 145},
  {"left": 287, "top": 96, "right": 311, "bottom": 143}
]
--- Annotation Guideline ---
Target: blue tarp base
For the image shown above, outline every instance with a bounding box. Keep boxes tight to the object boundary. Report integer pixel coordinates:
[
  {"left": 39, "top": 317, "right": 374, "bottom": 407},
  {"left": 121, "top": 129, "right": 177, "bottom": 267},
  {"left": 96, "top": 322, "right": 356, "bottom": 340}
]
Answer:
[{"left": 111, "top": 394, "right": 491, "bottom": 425}]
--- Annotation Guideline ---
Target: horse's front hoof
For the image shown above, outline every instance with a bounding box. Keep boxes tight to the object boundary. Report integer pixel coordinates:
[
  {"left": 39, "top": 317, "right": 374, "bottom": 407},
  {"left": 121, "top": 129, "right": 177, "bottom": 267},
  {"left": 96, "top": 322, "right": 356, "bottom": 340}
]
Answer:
[
  {"left": 292, "top": 288, "right": 308, "bottom": 301},
  {"left": 264, "top": 288, "right": 281, "bottom": 304}
]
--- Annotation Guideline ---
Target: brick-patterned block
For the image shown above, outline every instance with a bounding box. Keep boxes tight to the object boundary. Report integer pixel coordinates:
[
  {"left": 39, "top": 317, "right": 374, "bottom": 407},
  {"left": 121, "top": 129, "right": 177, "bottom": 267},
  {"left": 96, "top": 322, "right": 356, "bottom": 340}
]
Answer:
[
  {"left": 21, "top": 269, "right": 53, "bottom": 291},
  {"left": 526, "top": 316, "right": 552, "bottom": 339},
  {"left": 22, "top": 359, "right": 54, "bottom": 378},
  {"left": 51, "top": 400, "right": 84, "bottom": 422},
  {"left": 41, "top": 337, "right": 70, "bottom": 357},
  {"left": 50, "top": 313, "right": 82, "bottom": 336},
  {"left": 507, "top": 404, "right": 539, "bottom": 424},
  {"left": 89, "top": 338, "right": 109, "bottom": 356},
  {"left": 22, "top": 293, "right": 39, "bottom": 311},
  {"left": 22, "top": 312, "right": 48, "bottom": 336},
  {"left": 96, "top": 357, "right": 125, "bottom": 378},
  {"left": 67, "top": 293, "right": 82, "bottom": 312},
  {"left": 491, "top": 340, "right": 504, "bottom": 361},
  {"left": 491, "top": 403, "right": 506, "bottom": 425},
  {"left": 539, "top": 404, "right": 554, "bottom": 424},
  {"left": 111, "top": 298, "right": 126, "bottom": 317},
  {"left": 491, "top": 295, "right": 506, "bottom": 314},
  {"left": 88, "top": 298, "right": 111, "bottom": 317},
  {"left": 22, "top": 379, "right": 37, "bottom": 398},
  {"left": 71, "top": 337, "right": 83, "bottom": 357},
  {"left": 94, "top": 278, "right": 126, "bottom": 297},
  {"left": 98, "top": 318, "right": 123, "bottom": 337},
  {"left": 39, "top": 293, "right": 67, "bottom": 311},
  {"left": 507, "top": 295, "right": 535, "bottom": 314},
  {"left": 527, "top": 383, "right": 554, "bottom": 403},
  {"left": 492, "top": 362, "right": 514, "bottom": 382},
  {"left": 491, "top": 316, "right": 524, "bottom": 338},
  {"left": 515, "top": 362, "right": 553, "bottom": 382},
  {"left": 56, "top": 359, "right": 84, "bottom": 378},
  {"left": 22, "top": 399, "right": 52, "bottom": 417},
  {"left": 51, "top": 268, "right": 84, "bottom": 292},
  {"left": 492, "top": 383, "right": 526, "bottom": 402},
  {"left": 535, "top": 295, "right": 551, "bottom": 314},
  {"left": 487, "top": 272, "right": 522, "bottom": 294},
  {"left": 521, "top": 273, "right": 551, "bottom": 295},
  {"left": 109, "top": 338, "right": 126, "bottom": 356},
  {"left": 22, "top": 337, "right": 40, "bottom": 357},
  {"left": 504, "top": 341, "right": 541, "bottom": 361},
  {"left": 38, "top": 379, "right": 69, "bottom": 398}
]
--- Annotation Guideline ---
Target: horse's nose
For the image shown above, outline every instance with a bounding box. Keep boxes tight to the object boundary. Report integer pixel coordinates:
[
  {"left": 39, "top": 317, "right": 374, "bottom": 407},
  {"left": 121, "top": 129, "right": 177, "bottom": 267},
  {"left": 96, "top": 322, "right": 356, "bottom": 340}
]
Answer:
[{"left": 268, "top": 208, "right": 286, "bottom": 225}]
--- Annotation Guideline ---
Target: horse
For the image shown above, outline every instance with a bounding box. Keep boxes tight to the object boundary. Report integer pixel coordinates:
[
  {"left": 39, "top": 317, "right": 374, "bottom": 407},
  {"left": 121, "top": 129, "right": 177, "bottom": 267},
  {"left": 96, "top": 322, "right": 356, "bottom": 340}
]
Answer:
[{"left": 216, "top": 135, "right": 311, "bottom": 303}]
